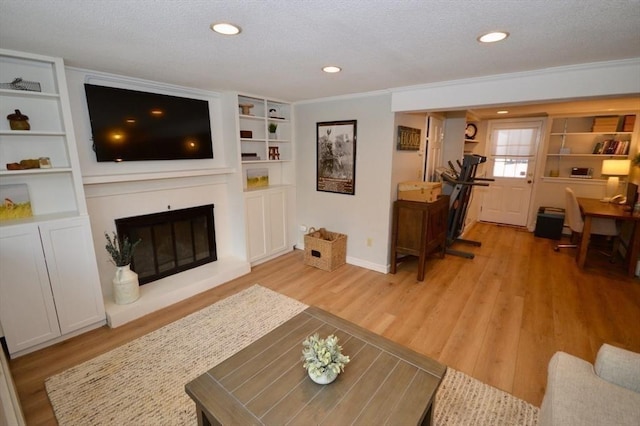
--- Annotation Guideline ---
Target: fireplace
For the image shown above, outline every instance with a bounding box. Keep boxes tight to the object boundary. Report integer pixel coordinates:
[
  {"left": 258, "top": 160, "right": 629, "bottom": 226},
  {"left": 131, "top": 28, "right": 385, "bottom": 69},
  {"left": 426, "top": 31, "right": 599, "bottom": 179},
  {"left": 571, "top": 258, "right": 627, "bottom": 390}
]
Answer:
[{"left": 115, "top": 205, "right": 217, "bottom": 285}]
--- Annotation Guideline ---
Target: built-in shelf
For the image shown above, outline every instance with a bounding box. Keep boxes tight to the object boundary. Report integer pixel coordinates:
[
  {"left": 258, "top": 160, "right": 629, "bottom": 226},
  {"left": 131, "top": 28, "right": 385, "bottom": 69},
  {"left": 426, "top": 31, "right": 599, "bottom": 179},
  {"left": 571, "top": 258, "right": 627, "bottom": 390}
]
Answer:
[
  {"left": 541, "top": 177, "right": 608, "bottom": 183},
  {"left": 546, "top": 154, "right": 628, "bottom": 158},
  {"left": 82, "top": 167, "right": 236, "bottom": 185}
]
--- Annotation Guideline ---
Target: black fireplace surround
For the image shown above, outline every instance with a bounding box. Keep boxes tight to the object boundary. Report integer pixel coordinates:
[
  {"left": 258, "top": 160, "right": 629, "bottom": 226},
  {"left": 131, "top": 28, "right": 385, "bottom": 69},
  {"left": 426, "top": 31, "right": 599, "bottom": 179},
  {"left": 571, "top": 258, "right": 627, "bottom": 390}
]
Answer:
[{"left": 116, "top": 205, "right": 217, "bottom": 285}]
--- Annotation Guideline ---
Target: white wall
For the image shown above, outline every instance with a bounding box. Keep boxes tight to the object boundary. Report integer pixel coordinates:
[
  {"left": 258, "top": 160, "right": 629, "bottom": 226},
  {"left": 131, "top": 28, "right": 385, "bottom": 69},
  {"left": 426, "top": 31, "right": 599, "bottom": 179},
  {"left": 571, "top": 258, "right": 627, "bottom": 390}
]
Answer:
[
  {"left": 391, "top": 59, "right": 640, "bottom": 112},
  {"left": 64, "top": 67, "right": 247, "bottom": 299},
  {"left": 295, "top": 93, "right": 395, "bottom": 272},
  {"left": 391, "top": 112, "right": 427, "bottom": 199}
]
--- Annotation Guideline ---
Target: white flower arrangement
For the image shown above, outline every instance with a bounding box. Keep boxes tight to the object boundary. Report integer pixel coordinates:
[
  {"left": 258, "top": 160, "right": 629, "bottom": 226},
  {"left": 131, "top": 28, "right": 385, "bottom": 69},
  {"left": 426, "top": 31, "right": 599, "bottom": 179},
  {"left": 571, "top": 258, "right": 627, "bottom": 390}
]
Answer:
[{"left": 302, "top": 333, "right": 350, "bottom": 377}]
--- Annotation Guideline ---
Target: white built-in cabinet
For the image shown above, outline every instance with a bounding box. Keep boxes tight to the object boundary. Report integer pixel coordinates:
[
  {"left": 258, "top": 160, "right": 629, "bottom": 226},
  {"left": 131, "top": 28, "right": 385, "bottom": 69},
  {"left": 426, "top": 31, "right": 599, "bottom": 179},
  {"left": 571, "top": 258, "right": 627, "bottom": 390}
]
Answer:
[
  {"left": 0, "top": 49, "right": 105, "bottom": 357},
  {"left": 235, "top": 94, "right": 294, "bottom": 265},
  {"left": 244, "top": 188, "right": 288, "bottom": 263},
  {"left": 0, "top": 217, "right": 105, "bottom": 355}
]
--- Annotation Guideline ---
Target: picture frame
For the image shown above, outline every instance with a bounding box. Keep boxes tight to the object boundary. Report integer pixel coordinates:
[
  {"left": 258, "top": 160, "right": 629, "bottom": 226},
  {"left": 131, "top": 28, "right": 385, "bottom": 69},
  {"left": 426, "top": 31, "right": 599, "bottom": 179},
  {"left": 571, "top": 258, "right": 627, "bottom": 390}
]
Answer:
[
  {"left": 397, "top": 126, "right": 421, "bottom": 151},
  {"left": 0, "top": 184, "right": 33, "bottom": 221},
  {"left": 317, "top": 120, "right": 357, "bottom": 195},
  {"left": 246, "top": 168, "right": 269, "bottom": 189}
]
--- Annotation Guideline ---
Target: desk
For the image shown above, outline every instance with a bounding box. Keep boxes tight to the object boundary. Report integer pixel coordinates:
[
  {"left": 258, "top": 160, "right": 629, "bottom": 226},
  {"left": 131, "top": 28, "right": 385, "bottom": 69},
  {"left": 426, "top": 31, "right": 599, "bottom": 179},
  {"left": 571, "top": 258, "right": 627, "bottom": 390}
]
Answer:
[
  {"left": 185, "top": 306, "right": 446, "bottom": 426},
  {"left": 577, "top": 197, "right": 640, "bottom": 277}
]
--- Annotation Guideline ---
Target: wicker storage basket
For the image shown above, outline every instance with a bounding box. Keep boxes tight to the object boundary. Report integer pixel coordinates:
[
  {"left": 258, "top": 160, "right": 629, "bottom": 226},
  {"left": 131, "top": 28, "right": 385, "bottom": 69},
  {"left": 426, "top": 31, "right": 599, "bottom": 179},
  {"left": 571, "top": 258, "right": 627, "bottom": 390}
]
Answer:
[{"left": 304, "top": 227, "right": 347, "bottom": 271}]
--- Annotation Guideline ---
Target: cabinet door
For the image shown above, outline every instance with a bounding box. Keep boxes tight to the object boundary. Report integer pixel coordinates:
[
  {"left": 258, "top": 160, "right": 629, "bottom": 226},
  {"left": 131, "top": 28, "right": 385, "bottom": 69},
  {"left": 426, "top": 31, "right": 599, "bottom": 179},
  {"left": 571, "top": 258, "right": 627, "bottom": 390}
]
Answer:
[
  {"left": 0, "top": 224, "right": 61, "bottom": 354},
  {"left": 39, "top": 216, "right": 105, "bottom": 335},
  {"left": 267, "top": 190, "right": 287, "bottom": 253},
  {"left": 245, "top": 193, "right": 268, "bottom": 262}
]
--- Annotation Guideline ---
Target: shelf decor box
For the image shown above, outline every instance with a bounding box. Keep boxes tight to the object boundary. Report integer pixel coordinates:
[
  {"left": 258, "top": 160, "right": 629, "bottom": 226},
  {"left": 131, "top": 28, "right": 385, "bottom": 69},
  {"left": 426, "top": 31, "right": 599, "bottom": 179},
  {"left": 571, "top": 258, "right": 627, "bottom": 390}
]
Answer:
[
  {"left": 623, "top": 115, "right": 636, "bottom": 132},
  {"left": 591, "top": 116, "right": 620, "bottom": 133},
  {"left": 397, "top": 181, "right": 442, "bottom": 203},
  {"left": 304, "top": 227, "right": 347, "bottom": 271}
]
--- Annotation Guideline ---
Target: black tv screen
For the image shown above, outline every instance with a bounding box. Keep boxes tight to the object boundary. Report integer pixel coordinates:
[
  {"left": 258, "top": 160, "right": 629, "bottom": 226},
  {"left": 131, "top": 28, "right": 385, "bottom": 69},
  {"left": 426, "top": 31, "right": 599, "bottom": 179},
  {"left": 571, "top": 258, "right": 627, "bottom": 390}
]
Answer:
[{"left": 84, "top": 84, "right": 213, "bottom": 162}]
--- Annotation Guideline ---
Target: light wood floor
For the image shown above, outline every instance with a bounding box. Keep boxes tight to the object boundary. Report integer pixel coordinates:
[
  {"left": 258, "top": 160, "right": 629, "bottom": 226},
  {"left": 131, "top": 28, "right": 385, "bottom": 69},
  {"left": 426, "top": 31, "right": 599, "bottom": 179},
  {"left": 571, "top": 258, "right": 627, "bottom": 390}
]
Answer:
[{"left": 8, "top": 222, "right": 640, "bottom": 425}]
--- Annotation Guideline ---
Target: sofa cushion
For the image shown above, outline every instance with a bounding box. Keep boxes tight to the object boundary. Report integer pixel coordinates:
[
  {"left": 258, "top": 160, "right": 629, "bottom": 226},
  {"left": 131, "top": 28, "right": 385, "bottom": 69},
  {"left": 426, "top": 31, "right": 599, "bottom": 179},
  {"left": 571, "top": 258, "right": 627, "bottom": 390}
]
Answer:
[
  {"left": 539, "top": 351, "right": 640, "bottom": 426},
  {"left": 595, "top": 344, "right": 640, "bottom": 393}
]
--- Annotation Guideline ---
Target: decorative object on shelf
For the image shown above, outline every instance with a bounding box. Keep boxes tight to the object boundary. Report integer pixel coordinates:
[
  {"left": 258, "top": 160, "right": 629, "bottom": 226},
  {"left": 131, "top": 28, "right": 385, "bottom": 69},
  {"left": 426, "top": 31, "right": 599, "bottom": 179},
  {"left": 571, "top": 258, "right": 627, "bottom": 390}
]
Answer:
[
  {"left": 268, "top": 122, "right": 278, "bottom": 139},
  {"left": 0, "top": 184, "right": 32, "bottom": 221},
  {"left": 6, "top": 158, "right": 40, "bottom": 170},
  {"left": 241, "top": 152, "right": 260, "bottom": 161},
  {"left": 268, "top": 106, "right": 284, "bottom": 119},
  {"left": 0, "top": 77, "right": 41, "bottom": 92},
  {"left": 632, "top": 152, "right": 640, "bottom": 168},
  {"left": 246, "top": 168, "right": 269, "bottom": 188},
  {"left": 602, "top": 159, "right": 631, "bottom": 199},
  {"left": 396, "top": 125, "right": 421, "bottom": 151},
  {"left": 105, "top": 232, "right": 142, "bottom": 305},
  {"left": 559, "top": 147, "right": 571, "bottom": 155},
  {"left": 317, "top": 120, "right": 357, "bottom": 195},
  {"left": 239, "top": 103, "right": 254, "bottom": 115},
  {"left": 465, "top": 123, "right": 478, "bottom": 140},
  {"left": 6, "top": 109, "right": 30, "bottom": 130},
  {"left": 301, "top": 333, "right": 349, "bottom": 385},
  {"left": 240, "top": 130, "right": 253, "bottom": 139},
  {"left": 622, "top": 115, "right": 636, "bottom": 132},
  {"left": 38, "top": 157, "right": 52, "bottom": 168},
  {"left": 592, "top": 116, "right": 620, "bottom": 133},
  {"left": 268, "top": 146, "right": 280, "bottom": 160}
]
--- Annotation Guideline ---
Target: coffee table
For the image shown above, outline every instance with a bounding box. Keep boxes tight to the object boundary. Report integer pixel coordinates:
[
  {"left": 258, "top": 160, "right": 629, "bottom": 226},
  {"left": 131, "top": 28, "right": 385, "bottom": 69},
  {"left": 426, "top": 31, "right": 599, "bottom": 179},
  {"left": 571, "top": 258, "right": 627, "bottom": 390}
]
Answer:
[{"left": 185, "top": 306, "right": 446, "bottom": 425}]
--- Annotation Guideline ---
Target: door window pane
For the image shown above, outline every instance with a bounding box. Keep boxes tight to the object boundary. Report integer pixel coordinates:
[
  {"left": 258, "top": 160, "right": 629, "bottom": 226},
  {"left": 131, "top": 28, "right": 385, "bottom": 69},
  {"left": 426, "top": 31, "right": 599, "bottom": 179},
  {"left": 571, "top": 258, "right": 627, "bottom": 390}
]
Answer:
[{"left": 493, "top": 158, "right": 529, "bottom": 178}]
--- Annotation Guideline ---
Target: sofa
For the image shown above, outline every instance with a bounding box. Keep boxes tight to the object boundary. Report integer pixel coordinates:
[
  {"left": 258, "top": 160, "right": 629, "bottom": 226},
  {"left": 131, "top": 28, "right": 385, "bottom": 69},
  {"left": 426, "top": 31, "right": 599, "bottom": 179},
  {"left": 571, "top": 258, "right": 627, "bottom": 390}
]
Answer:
[{"left": 539, "top": 344, "right": 640, "bottom": 426}]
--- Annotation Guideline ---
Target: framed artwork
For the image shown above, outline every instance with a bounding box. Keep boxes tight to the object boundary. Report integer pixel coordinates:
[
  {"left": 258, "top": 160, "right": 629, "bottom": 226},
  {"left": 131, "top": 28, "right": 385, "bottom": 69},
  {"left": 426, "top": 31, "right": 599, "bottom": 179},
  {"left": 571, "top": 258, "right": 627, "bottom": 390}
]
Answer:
[
  {"left": 246, "top": 168, "right": 269, "bottom": 189},
  {"left": 317, "top": 120, "right": 357, "bottom": 195},
  {"left": 397, "top": 126, "right": 421, "bottom": 151},
  {"left": 0, "top": 184, "right": 32, "bottom": 221}
]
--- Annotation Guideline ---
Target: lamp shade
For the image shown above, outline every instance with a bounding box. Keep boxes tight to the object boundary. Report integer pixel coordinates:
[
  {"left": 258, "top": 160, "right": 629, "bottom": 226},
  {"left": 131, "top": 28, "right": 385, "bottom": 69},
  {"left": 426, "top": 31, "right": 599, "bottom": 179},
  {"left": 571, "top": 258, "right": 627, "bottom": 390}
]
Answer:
[{"left": 602, "top": 159, "right": 630, "bottom": 176}]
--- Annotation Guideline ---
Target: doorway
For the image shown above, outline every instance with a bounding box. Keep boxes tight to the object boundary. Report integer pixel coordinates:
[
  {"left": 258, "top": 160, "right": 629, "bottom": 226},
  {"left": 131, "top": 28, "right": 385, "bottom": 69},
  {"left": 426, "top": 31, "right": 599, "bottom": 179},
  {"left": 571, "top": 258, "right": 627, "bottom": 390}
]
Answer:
[{"left": 479, "top": 118, "right": 544, "bottom": 226}]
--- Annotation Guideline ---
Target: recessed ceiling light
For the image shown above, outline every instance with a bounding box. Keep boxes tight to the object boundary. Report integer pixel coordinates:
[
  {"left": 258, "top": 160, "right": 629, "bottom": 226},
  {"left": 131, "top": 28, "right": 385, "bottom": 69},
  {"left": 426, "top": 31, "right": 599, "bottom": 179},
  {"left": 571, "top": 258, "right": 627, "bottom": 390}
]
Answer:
[
  {"left": 497, "top": 110, "right": 509, "bottom": 114},
  {"left": 210, "top": 22, "right": 241, "bottom": 35},
  {"left": 478, "top": 31, "right": 509, "bottom": 43},
  {"left": 322, "top": 66, "right": 342, "bottom": 73}
]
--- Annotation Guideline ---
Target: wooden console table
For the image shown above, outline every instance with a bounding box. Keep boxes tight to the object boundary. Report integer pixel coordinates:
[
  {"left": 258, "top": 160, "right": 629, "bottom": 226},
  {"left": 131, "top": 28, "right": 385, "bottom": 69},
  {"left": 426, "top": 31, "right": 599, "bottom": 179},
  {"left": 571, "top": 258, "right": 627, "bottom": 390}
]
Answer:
[
  {"left": 390, "top": 196, "right": 450, "bottom": 281},
  {"left": 185, "top": 306, "right": 446, "bottom": 426}
]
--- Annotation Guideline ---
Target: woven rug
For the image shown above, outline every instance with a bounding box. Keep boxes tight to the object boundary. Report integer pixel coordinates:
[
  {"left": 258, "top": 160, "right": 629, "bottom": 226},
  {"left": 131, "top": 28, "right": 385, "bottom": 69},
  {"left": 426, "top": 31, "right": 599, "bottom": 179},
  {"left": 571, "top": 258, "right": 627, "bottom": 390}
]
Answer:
[{"left": 46, "top": 284, "right": 539, "bottom": 425}]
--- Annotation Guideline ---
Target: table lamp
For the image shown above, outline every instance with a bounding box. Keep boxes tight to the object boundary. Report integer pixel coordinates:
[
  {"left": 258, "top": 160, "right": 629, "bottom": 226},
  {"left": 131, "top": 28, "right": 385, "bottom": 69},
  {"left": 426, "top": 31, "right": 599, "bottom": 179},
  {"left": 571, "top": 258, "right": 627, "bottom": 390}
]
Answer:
[{"left": 602, "top": 159, "right": 630, "bottom": 200}]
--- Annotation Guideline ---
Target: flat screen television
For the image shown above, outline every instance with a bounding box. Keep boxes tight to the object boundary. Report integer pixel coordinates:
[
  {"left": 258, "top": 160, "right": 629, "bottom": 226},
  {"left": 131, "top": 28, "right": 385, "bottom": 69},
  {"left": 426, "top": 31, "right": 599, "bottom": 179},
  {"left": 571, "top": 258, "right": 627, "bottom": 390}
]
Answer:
[{"left": 84, "top": 84, "right": 213, "bottom": 162}]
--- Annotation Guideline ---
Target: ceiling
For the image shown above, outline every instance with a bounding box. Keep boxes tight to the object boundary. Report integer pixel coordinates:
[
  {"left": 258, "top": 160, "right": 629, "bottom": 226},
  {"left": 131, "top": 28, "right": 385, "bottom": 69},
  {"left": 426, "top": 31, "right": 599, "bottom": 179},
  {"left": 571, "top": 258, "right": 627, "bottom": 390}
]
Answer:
[{"left": 0, "top": 1, "right": 639, "bottom": 103}]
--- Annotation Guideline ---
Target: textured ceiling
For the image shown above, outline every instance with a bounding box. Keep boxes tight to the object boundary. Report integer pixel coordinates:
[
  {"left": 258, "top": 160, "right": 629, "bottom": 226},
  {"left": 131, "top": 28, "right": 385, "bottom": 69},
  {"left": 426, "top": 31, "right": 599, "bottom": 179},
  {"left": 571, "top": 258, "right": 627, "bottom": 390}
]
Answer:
[{"left": 0, "top": 0, "right": 639, "bottom": 102}]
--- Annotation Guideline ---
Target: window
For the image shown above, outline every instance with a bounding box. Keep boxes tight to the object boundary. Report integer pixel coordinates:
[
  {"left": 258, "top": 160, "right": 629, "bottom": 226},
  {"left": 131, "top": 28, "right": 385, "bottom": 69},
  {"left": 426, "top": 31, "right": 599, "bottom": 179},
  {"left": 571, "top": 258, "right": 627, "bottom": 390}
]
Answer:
[{"left": 490, "top": 127, "right": 540, "bottom": 178}]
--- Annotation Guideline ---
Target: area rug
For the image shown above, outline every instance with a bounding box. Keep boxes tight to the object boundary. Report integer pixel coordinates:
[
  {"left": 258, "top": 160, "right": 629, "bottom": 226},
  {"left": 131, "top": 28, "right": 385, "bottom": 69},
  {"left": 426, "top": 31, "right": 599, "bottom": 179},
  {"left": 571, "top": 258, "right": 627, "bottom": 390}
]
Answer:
[{"left": 46, "top": 284, "right": 538, "bottom": 425}]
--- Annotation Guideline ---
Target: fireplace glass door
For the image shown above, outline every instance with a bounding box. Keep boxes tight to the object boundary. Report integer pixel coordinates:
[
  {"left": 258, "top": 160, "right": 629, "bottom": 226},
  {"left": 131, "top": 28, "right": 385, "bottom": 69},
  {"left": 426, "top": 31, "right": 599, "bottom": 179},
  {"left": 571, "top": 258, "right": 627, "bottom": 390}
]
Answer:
[{"left": 116, "top": 205, "right": 217, "bottom": 285}]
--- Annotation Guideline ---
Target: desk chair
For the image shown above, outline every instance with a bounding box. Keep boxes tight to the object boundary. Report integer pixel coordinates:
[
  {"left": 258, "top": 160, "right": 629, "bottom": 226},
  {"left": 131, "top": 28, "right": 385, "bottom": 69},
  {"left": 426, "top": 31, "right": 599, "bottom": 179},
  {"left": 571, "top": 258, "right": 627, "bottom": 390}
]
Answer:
[{"left": 554, "top": 188, "right": 620, "bottom": 259}]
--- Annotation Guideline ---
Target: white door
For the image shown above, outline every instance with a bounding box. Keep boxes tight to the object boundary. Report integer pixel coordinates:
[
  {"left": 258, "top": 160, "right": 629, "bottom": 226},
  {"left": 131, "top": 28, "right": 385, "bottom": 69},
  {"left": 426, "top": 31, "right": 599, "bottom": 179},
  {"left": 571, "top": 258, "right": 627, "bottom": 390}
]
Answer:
[
  {"left": 245, "top": 192, "right": 268, "bottom": 262},
  {"left": 267, "top": 189, "right": 287, "bottom": 254},
  {"left": 424, "top": 116, "right": 444, "bottom": 181},
  {"left": 480, "top": 119, "right": 544, "bottom": 226},
  {"left": 40, "top": 216, "right": 105, "bottom": 334},
  {"left": 0, "top": 224, "right": 61, "bottom": 354}
]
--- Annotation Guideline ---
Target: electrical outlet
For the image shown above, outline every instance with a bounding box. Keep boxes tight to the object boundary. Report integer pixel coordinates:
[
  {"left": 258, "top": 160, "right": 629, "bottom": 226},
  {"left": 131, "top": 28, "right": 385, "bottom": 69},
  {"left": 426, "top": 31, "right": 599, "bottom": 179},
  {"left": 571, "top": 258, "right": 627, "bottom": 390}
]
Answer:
[{"left": 299, "top": 224, "right": 308, "bottom": 232}]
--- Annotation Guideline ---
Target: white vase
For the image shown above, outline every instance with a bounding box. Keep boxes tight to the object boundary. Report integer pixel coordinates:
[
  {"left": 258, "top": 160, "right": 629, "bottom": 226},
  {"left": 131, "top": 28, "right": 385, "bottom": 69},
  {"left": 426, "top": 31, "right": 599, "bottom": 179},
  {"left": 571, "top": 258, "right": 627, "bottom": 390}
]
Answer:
[
  {"left": 308, "top": 368, "right": 338, "bottom": 385},
  {"left": 112, "top": 264, "right": 140, "bottom": 305}
]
